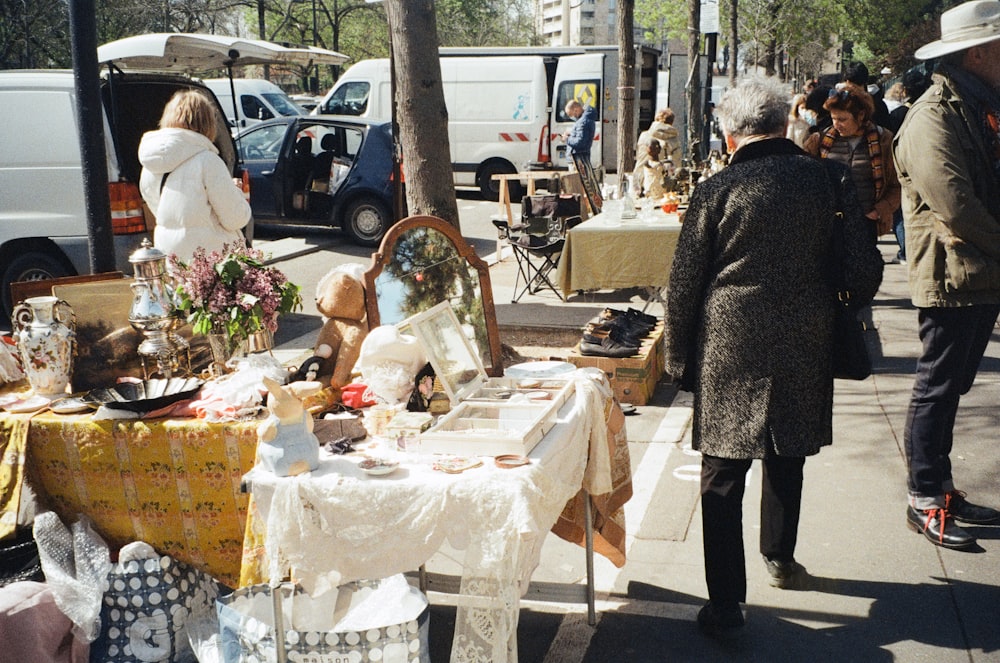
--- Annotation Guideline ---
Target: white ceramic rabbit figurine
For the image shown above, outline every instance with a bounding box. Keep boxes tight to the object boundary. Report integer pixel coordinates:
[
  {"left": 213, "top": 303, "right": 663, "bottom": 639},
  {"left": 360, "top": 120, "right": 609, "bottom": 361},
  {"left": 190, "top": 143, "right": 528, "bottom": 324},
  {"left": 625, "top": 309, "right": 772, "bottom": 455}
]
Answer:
[{"left": 256, "top": 376, "right": 319, "bottom": 477}]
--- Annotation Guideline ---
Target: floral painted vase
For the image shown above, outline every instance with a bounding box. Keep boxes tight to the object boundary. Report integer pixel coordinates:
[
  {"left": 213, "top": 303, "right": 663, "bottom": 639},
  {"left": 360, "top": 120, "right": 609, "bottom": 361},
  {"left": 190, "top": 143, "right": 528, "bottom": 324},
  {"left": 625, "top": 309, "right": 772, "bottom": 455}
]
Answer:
[{"left": 11, "top": 296, "right": 76, "bottom": 397}]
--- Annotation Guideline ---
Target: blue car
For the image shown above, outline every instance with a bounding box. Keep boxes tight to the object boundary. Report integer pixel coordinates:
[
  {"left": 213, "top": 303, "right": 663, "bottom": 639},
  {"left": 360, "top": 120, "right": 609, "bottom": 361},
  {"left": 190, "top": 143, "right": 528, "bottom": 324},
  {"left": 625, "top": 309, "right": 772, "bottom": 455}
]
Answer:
[{"left": 236, "top": 116, "right": 397, "bottom": 246}]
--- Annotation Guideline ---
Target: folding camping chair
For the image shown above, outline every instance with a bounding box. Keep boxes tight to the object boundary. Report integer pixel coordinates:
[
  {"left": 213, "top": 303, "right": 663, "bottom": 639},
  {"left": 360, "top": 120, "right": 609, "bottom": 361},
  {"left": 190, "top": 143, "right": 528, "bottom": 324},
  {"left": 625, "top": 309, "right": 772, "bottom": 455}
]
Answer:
[{"left": 493, "top": 194, "right": 582, "bottom": 303}]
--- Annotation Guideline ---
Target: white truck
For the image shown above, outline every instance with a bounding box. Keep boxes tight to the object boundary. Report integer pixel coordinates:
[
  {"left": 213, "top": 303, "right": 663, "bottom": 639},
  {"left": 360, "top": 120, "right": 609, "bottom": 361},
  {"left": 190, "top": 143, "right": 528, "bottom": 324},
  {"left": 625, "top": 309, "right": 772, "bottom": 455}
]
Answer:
[
  {"left": 313, "top": 45, "right": 660, "bottom": 198},
  {"left": 203, "top": 78, "right": 305, "bottom": 131}
]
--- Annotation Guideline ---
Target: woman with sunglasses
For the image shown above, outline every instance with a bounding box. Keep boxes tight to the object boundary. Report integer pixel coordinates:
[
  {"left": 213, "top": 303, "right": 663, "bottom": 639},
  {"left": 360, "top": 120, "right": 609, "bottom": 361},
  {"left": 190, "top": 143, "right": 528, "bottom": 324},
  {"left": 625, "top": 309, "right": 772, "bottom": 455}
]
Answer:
[{"left": 804, "top": 82, "right": 901, "bottom": 243}]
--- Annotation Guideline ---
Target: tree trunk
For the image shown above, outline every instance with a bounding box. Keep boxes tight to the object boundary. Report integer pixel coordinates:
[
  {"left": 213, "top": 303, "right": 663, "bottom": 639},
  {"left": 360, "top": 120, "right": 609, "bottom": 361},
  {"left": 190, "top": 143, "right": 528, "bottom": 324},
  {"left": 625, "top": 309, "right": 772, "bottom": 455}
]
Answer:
[
  {"left": 728, "top": 0, "right": 738, "bottom": 87},
  {"left": 383, "top": 0, "right": 460, "bottom": 229},
  {"left": 686, "top": 0, "right": 703, "bottom": 163},
  {"left": 616, "top": 0, "right": 636, "bottom": 192}
]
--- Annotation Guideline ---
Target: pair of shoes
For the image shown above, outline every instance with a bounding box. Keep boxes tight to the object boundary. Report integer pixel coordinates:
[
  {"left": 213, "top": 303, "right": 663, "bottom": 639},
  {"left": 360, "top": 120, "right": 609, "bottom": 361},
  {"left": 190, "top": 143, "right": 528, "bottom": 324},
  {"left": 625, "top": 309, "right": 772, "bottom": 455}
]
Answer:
[
  {"left": 589, "top": 314, "right": 652, "bottom": 339},
  {"left": 598, "top": 307, "right": 657, "bottom": 332},
  {"left": 946, "top": 491, "right": 1000, "bottom": 524},
  {"left": 906, "top": 506, "right": 976, "bottom": 550},
  {"left": 763, "top": 557, "right": 806, "bottom": 589},
  {"left": 582, "top": 327, "right": 642, "bottom": 348},
  {"left": 580, "top": 335, "right": 640, "bottom": 358},
  {"left": 696, "top": 601, "right": 744, "bottom": 638}
]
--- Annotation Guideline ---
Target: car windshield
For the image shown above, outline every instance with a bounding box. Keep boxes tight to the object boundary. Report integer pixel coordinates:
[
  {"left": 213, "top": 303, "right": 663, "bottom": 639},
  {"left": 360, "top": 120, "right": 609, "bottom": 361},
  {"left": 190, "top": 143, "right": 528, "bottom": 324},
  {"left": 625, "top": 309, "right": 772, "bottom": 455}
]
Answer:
[
  {"left": 237, "top": 123, "right": 286, "bottom": 161},
  {"left": 263, "top": 93, "right": 305, "bottom": 117}
]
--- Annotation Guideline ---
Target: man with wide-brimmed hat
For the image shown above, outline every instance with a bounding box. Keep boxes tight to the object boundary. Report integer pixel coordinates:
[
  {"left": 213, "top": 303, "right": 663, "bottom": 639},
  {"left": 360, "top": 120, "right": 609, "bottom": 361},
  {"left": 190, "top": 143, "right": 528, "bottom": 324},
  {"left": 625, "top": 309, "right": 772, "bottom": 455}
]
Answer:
[{"left": 894, "top": 0, "right": 1000, "bottom": 551}]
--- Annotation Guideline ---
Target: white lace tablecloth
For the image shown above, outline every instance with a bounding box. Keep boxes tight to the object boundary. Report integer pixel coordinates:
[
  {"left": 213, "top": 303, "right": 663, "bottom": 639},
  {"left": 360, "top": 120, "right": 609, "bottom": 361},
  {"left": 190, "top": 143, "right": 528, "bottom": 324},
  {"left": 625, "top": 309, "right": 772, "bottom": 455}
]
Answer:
[{"left": 244, "top": 375, "right": 611, "bottom": 663}]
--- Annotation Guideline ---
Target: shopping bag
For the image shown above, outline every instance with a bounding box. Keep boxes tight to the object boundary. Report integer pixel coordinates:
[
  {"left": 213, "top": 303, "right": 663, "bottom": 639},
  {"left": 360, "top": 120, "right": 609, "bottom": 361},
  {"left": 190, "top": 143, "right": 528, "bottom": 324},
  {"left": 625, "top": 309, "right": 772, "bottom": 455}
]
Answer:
[
  {"left": 90, "top": 543, "right": 220, "bottom": 663},
  {"left": 217, "top": 575, "right": 429, "bottom": 663}
]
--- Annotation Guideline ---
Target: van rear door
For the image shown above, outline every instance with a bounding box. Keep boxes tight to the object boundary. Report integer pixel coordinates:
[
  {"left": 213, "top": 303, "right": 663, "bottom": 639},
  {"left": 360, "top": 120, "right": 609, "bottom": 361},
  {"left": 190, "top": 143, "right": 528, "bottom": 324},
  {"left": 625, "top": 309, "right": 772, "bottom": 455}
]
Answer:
[{"left": 551, "top": 53, "right": 604, "bottom": 170}]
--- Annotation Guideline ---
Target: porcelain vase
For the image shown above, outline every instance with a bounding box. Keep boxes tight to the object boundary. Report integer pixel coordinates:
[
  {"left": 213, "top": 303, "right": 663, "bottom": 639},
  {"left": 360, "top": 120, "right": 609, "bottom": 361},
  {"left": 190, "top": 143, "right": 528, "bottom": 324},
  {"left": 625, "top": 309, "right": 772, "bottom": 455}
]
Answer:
[{"left": 11, "top": 296, "right": 76, "bottom": 397}]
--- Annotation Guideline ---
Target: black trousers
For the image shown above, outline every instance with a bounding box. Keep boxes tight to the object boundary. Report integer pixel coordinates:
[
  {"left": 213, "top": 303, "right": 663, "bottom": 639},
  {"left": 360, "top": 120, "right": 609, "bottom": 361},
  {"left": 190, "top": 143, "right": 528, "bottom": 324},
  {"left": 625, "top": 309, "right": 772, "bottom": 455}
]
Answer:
[
  {"left": 701, "top": 451, "right": 806, "bottom": 604},
  {"left": 904, "top": 304, "right": 999, "bottom": 503}
]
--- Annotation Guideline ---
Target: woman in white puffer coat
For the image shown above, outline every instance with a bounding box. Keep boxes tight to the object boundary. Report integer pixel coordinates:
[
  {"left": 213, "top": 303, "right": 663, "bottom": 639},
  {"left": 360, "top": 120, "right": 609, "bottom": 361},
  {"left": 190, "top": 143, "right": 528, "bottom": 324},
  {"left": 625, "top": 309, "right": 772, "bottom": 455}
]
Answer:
[{"left": 138, "top": 89, "right": 251, "bottom": 262}]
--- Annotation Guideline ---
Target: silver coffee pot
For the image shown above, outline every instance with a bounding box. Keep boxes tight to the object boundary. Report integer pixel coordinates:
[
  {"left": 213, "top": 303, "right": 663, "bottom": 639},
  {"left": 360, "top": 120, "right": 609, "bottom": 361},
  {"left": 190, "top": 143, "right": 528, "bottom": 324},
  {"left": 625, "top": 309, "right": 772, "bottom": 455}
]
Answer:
[{"left": 128, "top": 239, "right": 190, "bottom": 378}]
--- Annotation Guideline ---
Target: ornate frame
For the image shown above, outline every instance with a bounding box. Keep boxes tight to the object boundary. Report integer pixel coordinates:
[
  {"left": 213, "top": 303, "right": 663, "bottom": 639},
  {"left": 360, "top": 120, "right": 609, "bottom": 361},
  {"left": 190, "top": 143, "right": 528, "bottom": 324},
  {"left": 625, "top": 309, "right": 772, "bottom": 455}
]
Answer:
[{"left": 363, "top": 215, "right": 504, "bottom": 377}]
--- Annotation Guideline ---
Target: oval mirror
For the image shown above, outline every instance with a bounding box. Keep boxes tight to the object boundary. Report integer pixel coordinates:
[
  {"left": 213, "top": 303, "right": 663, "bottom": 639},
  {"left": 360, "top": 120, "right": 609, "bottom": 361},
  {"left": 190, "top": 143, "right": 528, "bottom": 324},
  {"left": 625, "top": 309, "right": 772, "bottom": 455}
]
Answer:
[{"left": 364, "top": 215, "right": 503, "bottom": 377}]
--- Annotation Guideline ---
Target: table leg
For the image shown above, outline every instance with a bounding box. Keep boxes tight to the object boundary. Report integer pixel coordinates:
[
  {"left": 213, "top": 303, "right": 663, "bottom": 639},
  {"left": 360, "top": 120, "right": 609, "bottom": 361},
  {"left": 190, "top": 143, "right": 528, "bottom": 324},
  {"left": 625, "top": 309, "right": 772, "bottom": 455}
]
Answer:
[{"left": 584, "top": 491, "right": 596, "bottom": 626}]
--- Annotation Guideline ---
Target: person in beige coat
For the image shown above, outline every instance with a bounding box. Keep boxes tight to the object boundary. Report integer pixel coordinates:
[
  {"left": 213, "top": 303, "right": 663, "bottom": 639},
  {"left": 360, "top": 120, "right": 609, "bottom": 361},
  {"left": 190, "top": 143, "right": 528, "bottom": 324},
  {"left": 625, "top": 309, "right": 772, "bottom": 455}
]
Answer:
[{"left": 893, "top": 0, "right": 1000, "bottom": 551}]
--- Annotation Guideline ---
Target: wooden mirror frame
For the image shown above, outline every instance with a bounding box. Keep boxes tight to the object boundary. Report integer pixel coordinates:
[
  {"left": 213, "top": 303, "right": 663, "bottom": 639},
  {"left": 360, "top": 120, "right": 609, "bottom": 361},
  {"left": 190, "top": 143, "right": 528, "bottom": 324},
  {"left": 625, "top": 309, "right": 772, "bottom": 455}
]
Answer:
[{"left": 364, "top": 215, "right": 504, "bottom": 377}]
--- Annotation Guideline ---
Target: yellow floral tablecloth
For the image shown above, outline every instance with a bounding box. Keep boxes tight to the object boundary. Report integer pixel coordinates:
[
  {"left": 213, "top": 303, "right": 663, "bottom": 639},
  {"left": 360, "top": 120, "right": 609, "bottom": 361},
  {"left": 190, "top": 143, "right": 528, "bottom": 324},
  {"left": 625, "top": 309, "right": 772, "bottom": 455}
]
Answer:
[{"left": 5, "top": 412, "right": 259, "bottom": 587}]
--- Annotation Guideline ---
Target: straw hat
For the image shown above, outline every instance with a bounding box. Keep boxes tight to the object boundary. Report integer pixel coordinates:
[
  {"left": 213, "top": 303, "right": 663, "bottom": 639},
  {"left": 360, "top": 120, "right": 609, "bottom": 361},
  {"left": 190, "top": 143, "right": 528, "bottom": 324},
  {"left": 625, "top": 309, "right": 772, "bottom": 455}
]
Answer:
[{"left": 915, "top": 0, "right": 1000, "bottom": 60}]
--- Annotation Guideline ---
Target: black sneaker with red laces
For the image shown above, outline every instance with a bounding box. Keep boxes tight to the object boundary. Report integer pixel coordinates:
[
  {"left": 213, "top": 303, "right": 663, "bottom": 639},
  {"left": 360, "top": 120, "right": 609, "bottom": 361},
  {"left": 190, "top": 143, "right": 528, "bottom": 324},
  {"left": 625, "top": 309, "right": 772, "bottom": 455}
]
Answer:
[
  {"left": 946, "top": 491, "right": 1000, "bottom": 525},
  {"left": 906, "top": 506, "right": 976, "bottom": 550}
]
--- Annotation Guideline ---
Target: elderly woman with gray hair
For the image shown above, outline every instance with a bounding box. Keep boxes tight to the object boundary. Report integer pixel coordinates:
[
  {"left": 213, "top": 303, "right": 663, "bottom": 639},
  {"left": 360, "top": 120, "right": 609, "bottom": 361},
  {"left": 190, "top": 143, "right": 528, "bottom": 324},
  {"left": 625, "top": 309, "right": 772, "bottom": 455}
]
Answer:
[{"left": 663, "top": 79, "right": 883, "bottom": 637}]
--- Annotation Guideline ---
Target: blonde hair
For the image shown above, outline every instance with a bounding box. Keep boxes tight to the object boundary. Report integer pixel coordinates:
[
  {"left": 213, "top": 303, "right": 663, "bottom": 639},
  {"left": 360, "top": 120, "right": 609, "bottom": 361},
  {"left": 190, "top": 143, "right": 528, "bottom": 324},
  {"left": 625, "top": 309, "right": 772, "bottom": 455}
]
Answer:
[
  {"left": 655, "top": 107, "right": 675, "bottom": 124},
  {"left": 159, "top": 89, "right": 217, "bottom": 141}
]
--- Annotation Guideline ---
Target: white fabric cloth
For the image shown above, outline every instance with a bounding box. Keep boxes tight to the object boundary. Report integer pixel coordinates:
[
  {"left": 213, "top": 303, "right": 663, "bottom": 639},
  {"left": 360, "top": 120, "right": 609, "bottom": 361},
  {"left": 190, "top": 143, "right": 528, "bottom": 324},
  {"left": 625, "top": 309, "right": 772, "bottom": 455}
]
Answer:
[
  {"left": 246, "top": 374, "right": 611, "bottom": 663},
  {"left": 138, "top": 127, "right": 251, "bottom": 262}
]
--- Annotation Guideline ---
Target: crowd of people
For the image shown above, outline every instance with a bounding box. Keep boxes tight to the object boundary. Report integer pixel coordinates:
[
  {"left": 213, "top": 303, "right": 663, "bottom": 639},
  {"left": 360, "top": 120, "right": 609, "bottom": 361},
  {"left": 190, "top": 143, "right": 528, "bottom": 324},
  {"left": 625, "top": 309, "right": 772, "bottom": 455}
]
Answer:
[{"left": 663, "top": 0, "right": 1000, "bottom": 639}]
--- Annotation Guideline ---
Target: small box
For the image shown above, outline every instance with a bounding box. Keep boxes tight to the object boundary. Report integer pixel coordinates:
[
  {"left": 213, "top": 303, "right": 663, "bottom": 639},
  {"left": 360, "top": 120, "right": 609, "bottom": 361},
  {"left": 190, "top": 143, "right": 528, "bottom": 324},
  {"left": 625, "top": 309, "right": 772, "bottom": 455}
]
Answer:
[
  {"left": 399, "top": 302, "right": 574, "bottom": 456},
  {"left": 567, "top": 322, "right": 664, "bottom": 405},
  {"left": 385, "top": 411, "right": 434, "bottom": 451}
]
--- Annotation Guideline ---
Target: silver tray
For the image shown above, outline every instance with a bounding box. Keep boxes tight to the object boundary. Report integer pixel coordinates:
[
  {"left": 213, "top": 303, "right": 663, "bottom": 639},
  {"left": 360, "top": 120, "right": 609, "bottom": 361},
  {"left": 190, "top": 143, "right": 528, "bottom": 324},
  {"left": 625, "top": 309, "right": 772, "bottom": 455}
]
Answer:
[{"left": 83, "top": 377, "right": 204, "bottom": 412}]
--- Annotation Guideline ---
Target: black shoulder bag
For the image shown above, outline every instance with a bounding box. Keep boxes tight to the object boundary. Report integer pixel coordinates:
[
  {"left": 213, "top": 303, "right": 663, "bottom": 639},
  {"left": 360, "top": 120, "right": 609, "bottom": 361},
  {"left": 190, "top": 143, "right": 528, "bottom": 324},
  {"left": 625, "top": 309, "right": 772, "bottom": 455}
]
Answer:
[{"left": 827, "top": 164, "right": 872, "bottom": 380}]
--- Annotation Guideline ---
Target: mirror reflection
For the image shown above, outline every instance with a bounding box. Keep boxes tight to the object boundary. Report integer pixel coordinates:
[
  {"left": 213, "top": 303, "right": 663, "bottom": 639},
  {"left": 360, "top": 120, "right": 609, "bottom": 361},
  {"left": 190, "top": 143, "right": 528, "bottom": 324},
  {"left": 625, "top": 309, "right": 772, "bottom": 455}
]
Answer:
[{"left": 365, "top": 216, "right": 502, "bottom": 376}]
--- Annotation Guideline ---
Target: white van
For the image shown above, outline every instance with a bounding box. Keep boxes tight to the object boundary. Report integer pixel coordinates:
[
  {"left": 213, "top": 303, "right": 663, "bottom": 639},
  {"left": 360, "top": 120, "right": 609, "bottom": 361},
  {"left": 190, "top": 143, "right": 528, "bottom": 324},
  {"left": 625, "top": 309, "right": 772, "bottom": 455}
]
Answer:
[
  {"left": 0, "top": 70, "right": 239, "bottom": 318},
  {"left": 204, "top": 78, "right": 304, "bottom": 131},
  {"left": 315, "top": 57, "right": 551, "bottom": 198}
]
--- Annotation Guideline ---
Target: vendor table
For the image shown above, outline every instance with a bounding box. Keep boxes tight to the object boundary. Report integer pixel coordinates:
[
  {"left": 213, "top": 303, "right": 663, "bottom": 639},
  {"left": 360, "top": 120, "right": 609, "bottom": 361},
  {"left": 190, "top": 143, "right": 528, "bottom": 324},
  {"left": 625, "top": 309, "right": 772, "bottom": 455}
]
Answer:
[
  {"left": 2, "top": 412, "right": 258, "bottom": 587},
  {"left": 240, "top": 377, "right": 629, "bottom": 663},
  {"left": 555, "top": 210, "right": 683, "bottom": 304}
]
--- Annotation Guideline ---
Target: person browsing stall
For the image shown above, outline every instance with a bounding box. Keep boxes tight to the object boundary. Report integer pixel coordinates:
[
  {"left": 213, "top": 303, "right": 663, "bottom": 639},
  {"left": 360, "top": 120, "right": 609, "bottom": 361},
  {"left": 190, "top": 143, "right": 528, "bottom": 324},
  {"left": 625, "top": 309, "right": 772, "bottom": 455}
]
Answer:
[
  {"left": 664, "top": 78, "right": 883, "bottom": 638},
  {"left": 138, "top": 89, "right": 251, "bottom": 263},
  {"left": 804, "top": 82, "right": 901, "bottom": 243},
  {"left": 893, "top": 0, "right": 1000, "bottom": 551}
]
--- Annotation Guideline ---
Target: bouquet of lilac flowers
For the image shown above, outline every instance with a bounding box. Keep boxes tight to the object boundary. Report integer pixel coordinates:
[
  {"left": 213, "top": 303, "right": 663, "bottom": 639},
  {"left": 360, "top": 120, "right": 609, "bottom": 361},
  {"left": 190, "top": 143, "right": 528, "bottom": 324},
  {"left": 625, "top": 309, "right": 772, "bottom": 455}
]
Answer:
[{"left": 169, "top": 243, "right": 302, "bottom": 345}]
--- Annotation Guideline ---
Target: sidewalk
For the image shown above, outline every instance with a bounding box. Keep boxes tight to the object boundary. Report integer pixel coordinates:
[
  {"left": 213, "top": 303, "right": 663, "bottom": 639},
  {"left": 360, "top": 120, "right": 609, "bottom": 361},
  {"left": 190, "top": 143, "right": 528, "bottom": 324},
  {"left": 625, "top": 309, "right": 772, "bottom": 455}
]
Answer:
[{"left": 445, "top": 240, "right": 1000, "bottom": 661}]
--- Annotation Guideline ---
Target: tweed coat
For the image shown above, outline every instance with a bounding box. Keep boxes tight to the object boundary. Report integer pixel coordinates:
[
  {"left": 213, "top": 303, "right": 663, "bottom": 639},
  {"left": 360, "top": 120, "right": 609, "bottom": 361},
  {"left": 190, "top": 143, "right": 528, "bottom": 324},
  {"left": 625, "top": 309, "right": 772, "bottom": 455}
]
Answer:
[{"left": 664, "top": 138, "right": 883, "bottom": 459}]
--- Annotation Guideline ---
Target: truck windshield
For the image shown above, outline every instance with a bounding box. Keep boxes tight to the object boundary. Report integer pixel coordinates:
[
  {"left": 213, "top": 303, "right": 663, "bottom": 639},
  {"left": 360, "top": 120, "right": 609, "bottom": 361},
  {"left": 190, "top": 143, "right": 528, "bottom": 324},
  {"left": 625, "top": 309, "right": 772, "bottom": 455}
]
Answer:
[
  {"left": 263, "top": 93, "right": 305, "bottom": 117},
  {"left": 324, "top": 82, "right": 370, "bottom": 116}
]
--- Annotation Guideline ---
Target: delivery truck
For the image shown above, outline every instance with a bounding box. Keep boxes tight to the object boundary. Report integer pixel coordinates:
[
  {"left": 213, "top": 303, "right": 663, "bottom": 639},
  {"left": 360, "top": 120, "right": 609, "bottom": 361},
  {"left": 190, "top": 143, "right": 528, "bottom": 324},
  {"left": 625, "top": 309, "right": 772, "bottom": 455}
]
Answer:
[{"left": 313, "top": 45, "right": 660, "bottom": 199}]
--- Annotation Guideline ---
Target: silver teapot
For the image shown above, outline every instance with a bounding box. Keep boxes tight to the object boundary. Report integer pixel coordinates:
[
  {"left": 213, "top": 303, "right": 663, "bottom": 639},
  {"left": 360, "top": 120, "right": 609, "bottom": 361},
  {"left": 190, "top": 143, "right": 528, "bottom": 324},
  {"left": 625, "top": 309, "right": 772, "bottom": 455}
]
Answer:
[{"left": 128, "top": 239, "right": 190, "bottom": 378}]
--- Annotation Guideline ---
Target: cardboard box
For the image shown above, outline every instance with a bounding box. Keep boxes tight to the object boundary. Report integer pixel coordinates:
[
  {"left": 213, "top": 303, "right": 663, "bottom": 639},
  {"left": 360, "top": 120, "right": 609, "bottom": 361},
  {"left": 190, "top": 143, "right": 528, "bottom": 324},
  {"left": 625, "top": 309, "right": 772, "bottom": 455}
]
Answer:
[{"left": 566, "top": 323, "right": 664, "bottom": 405}]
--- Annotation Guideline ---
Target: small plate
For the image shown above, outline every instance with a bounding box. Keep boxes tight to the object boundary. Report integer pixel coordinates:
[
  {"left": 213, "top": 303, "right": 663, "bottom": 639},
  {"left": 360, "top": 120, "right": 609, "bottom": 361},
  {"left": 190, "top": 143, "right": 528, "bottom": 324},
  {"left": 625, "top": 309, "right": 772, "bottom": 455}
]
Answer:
[
  {"left": 358, "top": 457, "right": 399, "bottom": 476},
  {"left": 49, "top": 396, "right": 95, "bottom": 414},
  {"left": 2, "top": 394, "right": 51, "bottom": 413}
]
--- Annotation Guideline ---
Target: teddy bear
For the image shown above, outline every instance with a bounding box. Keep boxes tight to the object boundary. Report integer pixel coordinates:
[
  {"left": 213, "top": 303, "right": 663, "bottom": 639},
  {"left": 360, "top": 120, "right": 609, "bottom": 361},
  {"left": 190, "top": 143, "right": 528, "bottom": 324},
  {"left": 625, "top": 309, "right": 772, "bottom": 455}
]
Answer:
[{"left": 299, "top": 267, "right": 368, "bottom": 390}]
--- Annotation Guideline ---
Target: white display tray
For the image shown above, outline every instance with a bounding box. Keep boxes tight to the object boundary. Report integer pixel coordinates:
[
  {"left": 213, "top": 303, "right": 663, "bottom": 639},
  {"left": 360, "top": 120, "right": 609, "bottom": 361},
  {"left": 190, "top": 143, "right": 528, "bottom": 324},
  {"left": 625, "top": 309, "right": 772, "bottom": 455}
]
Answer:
[{"left": 420, "top": 378, "right": 575, "bottom": 456}]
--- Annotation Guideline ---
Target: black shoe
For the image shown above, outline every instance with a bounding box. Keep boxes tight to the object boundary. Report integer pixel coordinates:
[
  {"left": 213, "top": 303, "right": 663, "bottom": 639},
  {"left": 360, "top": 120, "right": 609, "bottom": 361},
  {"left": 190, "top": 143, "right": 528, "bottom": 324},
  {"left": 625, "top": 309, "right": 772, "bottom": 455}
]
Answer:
[
  {"left": 590, "top": 315, "right": 653, "bottom": 337},
  {"left": 763, "top": 557, "right": 806, "bottom": 589},
  {"left": 906, "top": 506, "right": 976, "bottom": 550},
  {"left": 946, "top": 491, "right": 1000, "bottom": 524},
  {"left": 626, "top": 307, "right": 658, "bottom": 326},
  {"left": 580, "top": 335, "right": 639, "bottom": 358},
  {"left": 696, "top": 601, "right": 744, "bottom": 638},
  {"left": 582, "top": 326, "right": 642, "bottom": 348}
]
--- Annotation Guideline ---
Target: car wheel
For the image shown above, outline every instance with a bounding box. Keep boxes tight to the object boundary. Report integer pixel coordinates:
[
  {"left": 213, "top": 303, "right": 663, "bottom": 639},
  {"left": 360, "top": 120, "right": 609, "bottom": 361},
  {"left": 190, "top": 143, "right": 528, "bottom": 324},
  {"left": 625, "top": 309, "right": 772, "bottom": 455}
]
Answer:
[
  {"left": 344, "top": 198, "right": 391, "bottom": 247},
  {"left": 477, "top": 160, "right": 522, "bottom": 202},
  {"left": 1, "top": 251, "right": 73, "bottom": 321}
]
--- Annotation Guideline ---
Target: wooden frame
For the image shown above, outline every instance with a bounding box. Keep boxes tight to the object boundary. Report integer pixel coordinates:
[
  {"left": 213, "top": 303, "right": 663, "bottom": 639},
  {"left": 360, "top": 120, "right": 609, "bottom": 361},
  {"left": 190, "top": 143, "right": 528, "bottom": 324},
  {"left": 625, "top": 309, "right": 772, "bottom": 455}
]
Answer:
[{"left": 364, "top": 215, "right": 504, "bottom": 377}]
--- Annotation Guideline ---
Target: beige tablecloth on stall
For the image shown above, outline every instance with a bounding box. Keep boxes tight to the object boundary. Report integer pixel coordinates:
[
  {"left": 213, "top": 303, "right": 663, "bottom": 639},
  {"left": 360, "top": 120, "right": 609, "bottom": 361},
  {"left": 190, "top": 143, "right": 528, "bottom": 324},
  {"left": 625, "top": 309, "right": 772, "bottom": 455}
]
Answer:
[{"left": 556, "top": 212, "right": 683, "bottom": 296}]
